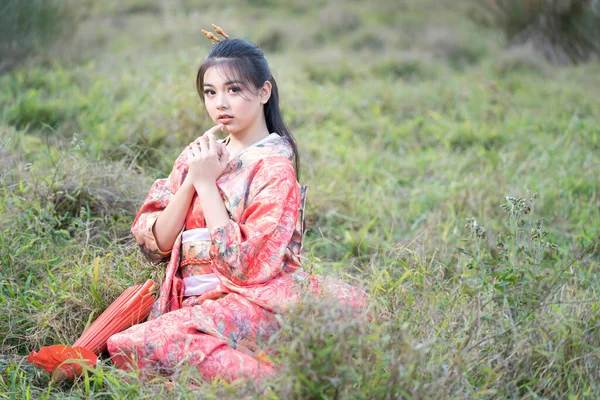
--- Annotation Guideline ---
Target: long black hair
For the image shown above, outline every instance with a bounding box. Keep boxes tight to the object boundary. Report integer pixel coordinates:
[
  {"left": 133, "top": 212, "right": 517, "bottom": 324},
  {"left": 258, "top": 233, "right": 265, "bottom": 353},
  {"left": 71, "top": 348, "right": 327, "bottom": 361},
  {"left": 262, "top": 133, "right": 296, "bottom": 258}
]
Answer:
[{"left": 196, "top": 38, "right": 300, "bottom": 178}]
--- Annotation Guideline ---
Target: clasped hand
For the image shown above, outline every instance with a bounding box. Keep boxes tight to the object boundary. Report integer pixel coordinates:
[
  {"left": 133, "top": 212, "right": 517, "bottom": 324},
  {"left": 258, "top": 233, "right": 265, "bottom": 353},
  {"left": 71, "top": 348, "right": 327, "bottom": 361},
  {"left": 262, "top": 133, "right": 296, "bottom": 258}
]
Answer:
[{"left": 185, "top": 124, "right": 230, "bottom": 188}]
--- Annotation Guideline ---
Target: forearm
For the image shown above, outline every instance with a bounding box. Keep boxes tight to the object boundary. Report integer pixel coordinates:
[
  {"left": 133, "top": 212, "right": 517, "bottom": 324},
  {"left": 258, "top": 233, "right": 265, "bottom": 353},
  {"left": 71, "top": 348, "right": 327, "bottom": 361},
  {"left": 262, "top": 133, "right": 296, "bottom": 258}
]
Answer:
[
  {"left": 152, "top": 180, "right": 196, "bottom": 252},
  {"left": 194, "top": 182, "right": 230, "bottom": 230}
]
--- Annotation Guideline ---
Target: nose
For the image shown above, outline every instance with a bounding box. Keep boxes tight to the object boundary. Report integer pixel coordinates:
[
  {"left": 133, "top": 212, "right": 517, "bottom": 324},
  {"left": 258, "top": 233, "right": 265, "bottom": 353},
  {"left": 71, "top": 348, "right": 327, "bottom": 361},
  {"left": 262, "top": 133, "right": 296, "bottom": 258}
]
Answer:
[{"left": 216, "top": 92, "right": 229, "bottom": 110}]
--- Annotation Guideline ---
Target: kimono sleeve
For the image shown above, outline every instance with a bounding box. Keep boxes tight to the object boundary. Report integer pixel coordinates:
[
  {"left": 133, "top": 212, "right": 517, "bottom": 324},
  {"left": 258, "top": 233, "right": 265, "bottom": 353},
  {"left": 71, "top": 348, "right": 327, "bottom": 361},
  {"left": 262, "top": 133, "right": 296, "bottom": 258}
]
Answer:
[
  {"left": 131, "top": 150, "right": 188, "bottom": 264},
  {"left": 209, "top": 162, "right": 299, "bottom": 286}
]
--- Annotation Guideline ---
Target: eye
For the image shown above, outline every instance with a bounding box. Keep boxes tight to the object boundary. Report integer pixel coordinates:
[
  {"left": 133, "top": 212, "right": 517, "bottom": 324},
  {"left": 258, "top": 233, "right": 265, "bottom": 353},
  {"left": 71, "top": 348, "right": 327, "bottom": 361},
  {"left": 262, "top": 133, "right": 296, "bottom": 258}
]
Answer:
[
  {"left": 203, "top": 89, "right": 215, "bottom": 96},
  {"left": 229, "top": 86, "right": 241, "bottom": 94}
]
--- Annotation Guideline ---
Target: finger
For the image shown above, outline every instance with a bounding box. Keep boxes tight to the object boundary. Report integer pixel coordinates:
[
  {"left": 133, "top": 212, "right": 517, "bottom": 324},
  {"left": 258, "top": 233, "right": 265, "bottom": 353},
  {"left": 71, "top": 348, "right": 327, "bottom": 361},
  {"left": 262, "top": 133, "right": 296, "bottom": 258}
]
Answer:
[
  {"left": 191, "top": 141, "right": 202, "bottom": 157},
  {"left": 215, "top": 141, "right": 227, "bottom": 156},
  {"left": 197, "top": 134, "right": 208, "bottom": 145},
  {"left": 219, "top": 145, "right": 230, "bottom": 163},
  {"left": 195, "top": 132, "right": 209, "bottom": 141},
  {"left": 184, "top": 146, "right": 195, "bottom": 160},
  {"left": 206, "top": 124, "right": 223, "bottom": 135},
  {"left": 207, "top": 131, "right": 218, "bottom": 154},
  {"left": 198, "top": 135, "right": 209, "bottom": 154}
]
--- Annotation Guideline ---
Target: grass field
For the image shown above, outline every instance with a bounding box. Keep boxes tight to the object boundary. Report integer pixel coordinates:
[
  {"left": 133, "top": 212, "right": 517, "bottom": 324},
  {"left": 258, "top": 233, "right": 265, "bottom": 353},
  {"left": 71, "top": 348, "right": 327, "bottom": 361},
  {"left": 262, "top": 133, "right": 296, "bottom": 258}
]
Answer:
[{"left": 1, "top": 0, "right": 599, "bottom": 398}]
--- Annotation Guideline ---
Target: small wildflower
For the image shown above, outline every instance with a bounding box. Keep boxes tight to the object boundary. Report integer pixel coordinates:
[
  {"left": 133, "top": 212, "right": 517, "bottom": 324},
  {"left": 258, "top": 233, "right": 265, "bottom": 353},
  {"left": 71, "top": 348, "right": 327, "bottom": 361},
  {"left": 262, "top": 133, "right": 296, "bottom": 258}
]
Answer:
[
  {"left": 465, "top": 217, "right": 486, "bottom": 239},
  {"left": 496, "top": 232, "right": 505, "bottom": 248}
]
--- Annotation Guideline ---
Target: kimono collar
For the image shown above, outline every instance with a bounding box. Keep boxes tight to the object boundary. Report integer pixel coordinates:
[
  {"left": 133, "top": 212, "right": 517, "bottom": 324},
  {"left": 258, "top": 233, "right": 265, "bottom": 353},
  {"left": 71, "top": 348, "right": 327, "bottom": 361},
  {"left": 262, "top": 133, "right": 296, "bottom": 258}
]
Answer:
[{"left": 220, "top": 133, "right": 293, "bottom": 174}]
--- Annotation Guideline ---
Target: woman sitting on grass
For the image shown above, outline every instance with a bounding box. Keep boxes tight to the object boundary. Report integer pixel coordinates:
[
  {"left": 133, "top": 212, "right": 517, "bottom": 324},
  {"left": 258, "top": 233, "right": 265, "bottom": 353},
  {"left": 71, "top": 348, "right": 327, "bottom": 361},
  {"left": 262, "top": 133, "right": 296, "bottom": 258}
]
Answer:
[{"left": 107, "top": 26, "right": 367, "bottom": 382}]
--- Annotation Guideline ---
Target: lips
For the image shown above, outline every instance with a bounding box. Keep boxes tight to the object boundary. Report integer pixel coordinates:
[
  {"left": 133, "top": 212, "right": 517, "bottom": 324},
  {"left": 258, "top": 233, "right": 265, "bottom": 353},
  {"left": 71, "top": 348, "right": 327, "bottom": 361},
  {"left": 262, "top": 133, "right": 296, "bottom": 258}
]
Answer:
[{"left": 217, "top": 113, "right": 233, "bottom": 124}]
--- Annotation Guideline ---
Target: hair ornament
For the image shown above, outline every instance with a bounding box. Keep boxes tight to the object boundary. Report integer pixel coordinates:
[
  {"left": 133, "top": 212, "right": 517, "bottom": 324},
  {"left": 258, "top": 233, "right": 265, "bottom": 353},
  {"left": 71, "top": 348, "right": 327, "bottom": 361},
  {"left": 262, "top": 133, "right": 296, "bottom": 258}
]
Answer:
[
  {"left": 212, "top": 24, "right": 229, "bottom": 39},
  {"left": 202, "top": 24, "right": 230, "bottom": 46},
  {"left": 202, "top": 29, "right": 221, "bottom": 43}
]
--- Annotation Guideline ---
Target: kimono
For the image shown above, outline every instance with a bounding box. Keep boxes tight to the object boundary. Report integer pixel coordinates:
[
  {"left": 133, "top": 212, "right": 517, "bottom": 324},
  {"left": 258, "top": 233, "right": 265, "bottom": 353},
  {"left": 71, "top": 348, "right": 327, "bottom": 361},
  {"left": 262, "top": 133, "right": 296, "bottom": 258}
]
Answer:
[{"left": 107, "top": 133, "right": 366, "bottom": 382}]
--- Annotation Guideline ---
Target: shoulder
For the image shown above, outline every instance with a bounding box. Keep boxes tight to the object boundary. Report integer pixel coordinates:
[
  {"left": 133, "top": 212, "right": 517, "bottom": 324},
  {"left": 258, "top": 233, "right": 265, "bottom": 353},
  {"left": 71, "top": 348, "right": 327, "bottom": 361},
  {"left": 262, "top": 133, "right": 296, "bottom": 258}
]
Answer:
[
  {"left": 254, "top": 134, "right": 298, "bottom": 189},
  {"left": 260, "top": 134, "right": 294, "bottom": 160},
  {"left": 253, "top": 156, "right": 296, "bottom": 186},
  {"left": 247, "top": 157, "right": 298, "bottom": 201},
  {"left": 238, "top": 134, "right": 293, "bottom": 166}
]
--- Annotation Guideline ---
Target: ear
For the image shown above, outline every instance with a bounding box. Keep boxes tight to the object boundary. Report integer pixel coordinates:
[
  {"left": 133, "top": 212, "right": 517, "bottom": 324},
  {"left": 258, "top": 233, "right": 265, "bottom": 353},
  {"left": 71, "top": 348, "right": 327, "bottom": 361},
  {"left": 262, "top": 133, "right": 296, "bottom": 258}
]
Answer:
[{"left": 259, "top": 80, "right": 272, "bottom": 104}]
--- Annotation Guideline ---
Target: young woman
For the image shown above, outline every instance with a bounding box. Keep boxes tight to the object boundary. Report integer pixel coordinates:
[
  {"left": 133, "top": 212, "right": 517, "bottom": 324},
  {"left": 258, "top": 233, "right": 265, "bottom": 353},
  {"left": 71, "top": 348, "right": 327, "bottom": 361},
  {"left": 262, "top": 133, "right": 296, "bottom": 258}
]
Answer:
[{"left": 107, "top": 28, "right": 367, "bottom": 382}]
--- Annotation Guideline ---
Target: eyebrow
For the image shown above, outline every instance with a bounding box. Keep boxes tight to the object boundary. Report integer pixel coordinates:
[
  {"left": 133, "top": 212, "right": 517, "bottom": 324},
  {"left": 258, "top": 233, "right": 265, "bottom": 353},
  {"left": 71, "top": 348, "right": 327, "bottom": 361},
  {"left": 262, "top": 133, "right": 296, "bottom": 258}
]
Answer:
[{"left": 203, "top": 80, "right": 244, "bottom": 87}]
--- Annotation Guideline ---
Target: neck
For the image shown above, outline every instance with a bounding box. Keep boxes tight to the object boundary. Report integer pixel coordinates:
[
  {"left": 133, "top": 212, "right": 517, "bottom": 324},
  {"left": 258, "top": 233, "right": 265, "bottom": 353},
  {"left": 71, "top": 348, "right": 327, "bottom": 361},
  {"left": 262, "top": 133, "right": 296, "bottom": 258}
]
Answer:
[{"left": 225, "top": 116, "right": 270, "bottom": 156}]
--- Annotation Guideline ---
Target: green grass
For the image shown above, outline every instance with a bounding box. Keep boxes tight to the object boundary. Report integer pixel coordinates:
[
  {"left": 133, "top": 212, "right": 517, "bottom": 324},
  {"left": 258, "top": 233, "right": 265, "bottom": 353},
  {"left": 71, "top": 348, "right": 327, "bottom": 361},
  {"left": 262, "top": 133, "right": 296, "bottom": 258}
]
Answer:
[{"left": 1, "top": 0, "right": 599, "bottom": 398}]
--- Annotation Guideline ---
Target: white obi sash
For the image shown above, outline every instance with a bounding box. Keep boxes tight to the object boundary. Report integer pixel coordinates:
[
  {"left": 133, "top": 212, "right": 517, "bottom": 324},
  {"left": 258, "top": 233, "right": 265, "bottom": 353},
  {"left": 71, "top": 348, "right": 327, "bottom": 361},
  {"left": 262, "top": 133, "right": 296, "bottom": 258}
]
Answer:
[{"left": 181, "top": 228, "right": 220, "bottom": 297}]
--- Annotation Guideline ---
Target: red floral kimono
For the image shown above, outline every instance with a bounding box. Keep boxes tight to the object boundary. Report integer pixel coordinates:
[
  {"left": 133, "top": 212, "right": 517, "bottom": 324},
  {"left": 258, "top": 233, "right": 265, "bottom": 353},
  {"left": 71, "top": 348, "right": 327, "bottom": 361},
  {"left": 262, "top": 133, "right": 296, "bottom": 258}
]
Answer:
[{"left": 107, "top": 133, "right": 366, "bottom": 382}]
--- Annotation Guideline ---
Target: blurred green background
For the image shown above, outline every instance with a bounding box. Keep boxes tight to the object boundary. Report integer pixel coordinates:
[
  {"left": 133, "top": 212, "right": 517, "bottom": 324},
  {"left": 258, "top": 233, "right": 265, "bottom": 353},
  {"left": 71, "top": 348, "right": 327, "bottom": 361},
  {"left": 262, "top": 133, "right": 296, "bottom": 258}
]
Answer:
[{"left": 1, "top": 0, "right": 599, "bottom": 398}]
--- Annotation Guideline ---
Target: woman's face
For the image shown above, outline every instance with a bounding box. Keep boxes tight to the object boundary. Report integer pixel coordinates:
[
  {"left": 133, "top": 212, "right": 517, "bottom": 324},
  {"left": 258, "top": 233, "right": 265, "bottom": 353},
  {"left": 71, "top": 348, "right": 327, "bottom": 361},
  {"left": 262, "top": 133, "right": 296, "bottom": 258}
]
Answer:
[{"left": 202, "top": 66, "right": 269, "bottom": 136}]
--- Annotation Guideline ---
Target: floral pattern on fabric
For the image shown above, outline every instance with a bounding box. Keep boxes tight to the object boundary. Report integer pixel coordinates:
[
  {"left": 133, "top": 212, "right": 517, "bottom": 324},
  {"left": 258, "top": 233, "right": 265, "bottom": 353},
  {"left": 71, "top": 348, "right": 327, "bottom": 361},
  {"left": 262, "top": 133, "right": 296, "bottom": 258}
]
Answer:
[
  {"left": 107, "top": 293, "right": 277, "bottom": 381},
  {"left": 108, "top": 134, "right": 367, "bottom": 381}
]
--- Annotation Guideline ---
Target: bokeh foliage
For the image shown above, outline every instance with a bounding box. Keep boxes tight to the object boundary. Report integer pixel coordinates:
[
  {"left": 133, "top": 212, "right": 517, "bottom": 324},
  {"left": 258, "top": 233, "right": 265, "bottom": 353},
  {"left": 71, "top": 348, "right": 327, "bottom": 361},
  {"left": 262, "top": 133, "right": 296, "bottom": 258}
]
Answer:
[
  {"left": 0, "top": 0, "right": 85, "bottom": 73},
  {"left": 471, "top": 0, "right": 600, "bottom": 63}
]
